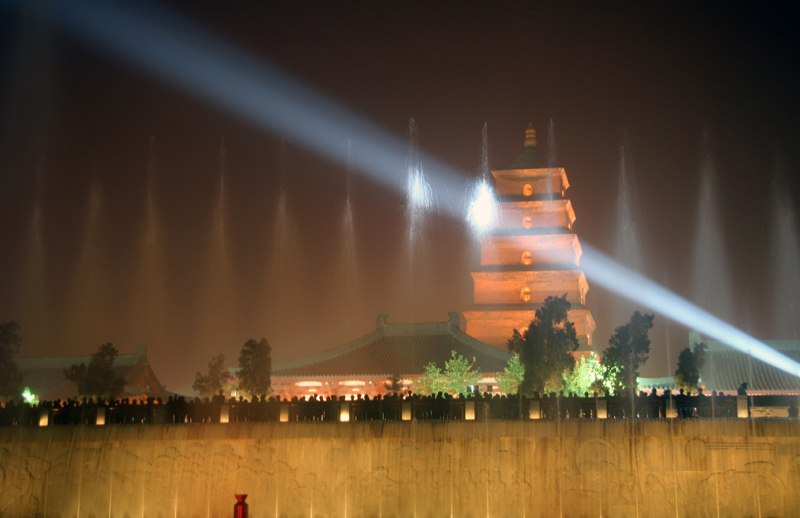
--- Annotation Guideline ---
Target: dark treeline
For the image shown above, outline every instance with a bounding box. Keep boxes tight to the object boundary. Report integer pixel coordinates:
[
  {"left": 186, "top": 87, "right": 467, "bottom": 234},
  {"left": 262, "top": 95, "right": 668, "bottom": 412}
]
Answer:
[{"left": 2, "top": 390, "right": 796, "bottom": 426}]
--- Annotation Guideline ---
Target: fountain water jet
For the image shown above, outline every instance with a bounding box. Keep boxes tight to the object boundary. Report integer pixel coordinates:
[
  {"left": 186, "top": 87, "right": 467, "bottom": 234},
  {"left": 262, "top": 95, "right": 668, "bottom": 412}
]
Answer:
[
  {"left": 327, "top": 142, "right": 365, "bottom": 343},
  {"left": 611, "top": 141, "right": 644, "bottom": 328},
  {"left": 546, "top": 118, "right": 557, "bottom": 168},
  {"left": 129, "top": 137, "right": 168, "bottom": 352},
  {"left": 466, "top": 124, "right": 497, "bottom": 234},
  {"left": 395, "top": 119, "right": 437, "bottom": 321},
  {"left": 18, "top": 165, "right": 47, "bottom": 349},
  {"left": 769, "top": 148, "right": 800, "bottom": 338},
  {"left": 200, "top": 138, "right": 236, "bottom": 362},
  {"left": 67, "top": 173, "right": 108, "bottom": 347},
  {"left": 691, "top": 129, "right": 734, "bottom": 322},
  {"left": 265, "top": 139, "right": 306, "bottom": 345}
]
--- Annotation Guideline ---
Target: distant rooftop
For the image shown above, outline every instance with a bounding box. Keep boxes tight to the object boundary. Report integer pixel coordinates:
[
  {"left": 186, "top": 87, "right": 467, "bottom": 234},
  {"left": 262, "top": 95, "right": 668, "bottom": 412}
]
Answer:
[
  {"left": 14, "top": 344, "right": 171, "bottom": 400},
  {"left": 273, "top": 312, "right": 511, "bottom": 377},
  {"left": 692, "top": 332, "right": 800, "bottom": 394}
]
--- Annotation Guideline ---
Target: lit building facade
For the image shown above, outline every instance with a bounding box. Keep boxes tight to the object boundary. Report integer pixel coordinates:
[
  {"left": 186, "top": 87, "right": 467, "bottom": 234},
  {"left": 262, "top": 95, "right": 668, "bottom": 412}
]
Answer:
[{"left": 463, "top": 124, "right": 596, "bottom": 350}]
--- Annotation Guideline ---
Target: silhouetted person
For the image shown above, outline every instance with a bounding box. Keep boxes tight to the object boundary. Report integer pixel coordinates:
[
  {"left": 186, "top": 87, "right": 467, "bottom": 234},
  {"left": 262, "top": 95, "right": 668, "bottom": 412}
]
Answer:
[{"left": 737, "top": 382, "right": 748, "bottom": 396}]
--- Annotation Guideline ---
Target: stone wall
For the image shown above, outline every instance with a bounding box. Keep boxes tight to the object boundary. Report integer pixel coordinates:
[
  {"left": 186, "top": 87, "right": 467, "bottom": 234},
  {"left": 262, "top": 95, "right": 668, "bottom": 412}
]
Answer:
[{"left": 1, "top": 419, "right": 799, "bottom": 517}]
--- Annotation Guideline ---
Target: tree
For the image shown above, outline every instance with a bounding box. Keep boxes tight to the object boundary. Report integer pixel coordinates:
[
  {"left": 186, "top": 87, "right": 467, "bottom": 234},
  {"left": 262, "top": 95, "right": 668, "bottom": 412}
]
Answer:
[
  {"left": 64, "top": 343, "right": 127, "bottom": 399},
  {"left": 508, "top": 294, "right": 579, "bottom": 395},
  {"left": 415, "top": 350, "right": 481, "bottom": 396},
  {"left": 193, "top": 353, "right": 233, "bottom": 397},
  {"left": 385, "top": 373, "right": 404, "bottom": 395},
  {"left": 237, "top": 338, "right": 272, "bottom": 399},
  {"left": 562, "top": 352, "right": 607, "bottom": 395},
  {"left": 496, "top": 353, "right": 525, "bottom": 394},
  {"left": 0, "top": 321, "right": 23, "bottom": 400},
  {"left": 674, "top": 340, "right": 708, "bottom": 393},
  {"left": 601, "top": 311, "right": 654, "bottom": 395}
]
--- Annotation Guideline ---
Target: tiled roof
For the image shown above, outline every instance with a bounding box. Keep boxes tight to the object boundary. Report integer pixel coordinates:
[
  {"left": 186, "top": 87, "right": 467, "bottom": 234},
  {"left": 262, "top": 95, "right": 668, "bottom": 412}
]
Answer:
[
  {"left": 695, "top": 334, "right": 800, "bottom": 394},
  {"left": 14, "top": 345, "right": 169, "bottom": 400},
  {"left": 273, "top": 312, "right": 511, "bottom": 377}
]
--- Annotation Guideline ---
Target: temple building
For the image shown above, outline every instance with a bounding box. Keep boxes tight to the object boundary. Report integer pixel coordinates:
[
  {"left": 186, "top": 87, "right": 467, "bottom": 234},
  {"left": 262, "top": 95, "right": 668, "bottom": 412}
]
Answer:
[
  {"left": 463, "top": 124, "right": 596, "bottom": 350},
  {"left": 271, "top": 313, "right": 511, "bottom": 400},
  {"left": 14, "top": 344, "right": 171, "bottom": 402}
]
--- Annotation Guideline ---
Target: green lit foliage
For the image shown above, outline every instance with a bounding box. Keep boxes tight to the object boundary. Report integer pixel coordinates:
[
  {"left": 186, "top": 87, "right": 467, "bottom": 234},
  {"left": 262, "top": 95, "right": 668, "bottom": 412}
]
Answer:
[
  {"left": 674, "top": 340, "right": 708, "bottom": 394},
  {"left": 496, "top": 353, "right": 525, "bottom": 394},
  {"left": 64, "top": 343, "right": 127, "bottom": 399},
  {"left": 601, "top": 312, "right": 654, "bottom": 395},
  {"left": 415, "top": 350, "right": 481, "bottom": 396},
  {"left": 562, "top": 352, "right": 608, "bottom": 395},
  {"left": 508, "top": 294, "right": 579, "bottom": 395},
  {"left": 238, "top": 338, "right": 272, "bottom": 399},
  {"left": 193, "top": 353, "right": 233, "bottom": 397},
  {"left": 0, "top": 321, "right": 23, "bottom": 401}
]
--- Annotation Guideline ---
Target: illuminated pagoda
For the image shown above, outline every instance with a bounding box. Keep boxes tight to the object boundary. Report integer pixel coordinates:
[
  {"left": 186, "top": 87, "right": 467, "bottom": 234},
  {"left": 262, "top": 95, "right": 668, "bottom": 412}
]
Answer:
[{"left": 463, "top": 124, "right": 596, "bottom": 351}]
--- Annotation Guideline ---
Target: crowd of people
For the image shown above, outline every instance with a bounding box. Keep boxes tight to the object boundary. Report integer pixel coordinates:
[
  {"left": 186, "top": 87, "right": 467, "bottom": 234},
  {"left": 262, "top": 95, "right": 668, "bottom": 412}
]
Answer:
[{"left": 0, "top": 388, "right": 760, "bottom": 426}]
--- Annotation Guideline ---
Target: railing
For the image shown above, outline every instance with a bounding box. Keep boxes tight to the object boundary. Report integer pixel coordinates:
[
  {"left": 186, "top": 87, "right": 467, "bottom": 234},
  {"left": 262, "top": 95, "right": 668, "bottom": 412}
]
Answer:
[{"left": 0, "top": 392, "right": 796, "bottom": 427}]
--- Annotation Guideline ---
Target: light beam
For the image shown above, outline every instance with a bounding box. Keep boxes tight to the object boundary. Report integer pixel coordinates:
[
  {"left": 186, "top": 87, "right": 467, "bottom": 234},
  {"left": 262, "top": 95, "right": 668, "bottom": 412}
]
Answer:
[
  {"left": 579, "top": 244, "right": 800, "bottom": 379},
  {"left": 37, "top": 0, "right": 469, "bottom": 213}
]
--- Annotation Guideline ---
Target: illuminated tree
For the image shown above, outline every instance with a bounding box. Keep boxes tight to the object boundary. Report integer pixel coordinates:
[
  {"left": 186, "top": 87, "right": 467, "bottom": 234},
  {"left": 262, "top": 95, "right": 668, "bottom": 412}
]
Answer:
[
  {"left": 0, "top": 321, "right": 23, "bottom": 400},
  {"left": 601, "top": 312, "right": 654, "bottom": 394},
  {"left": 415, "top": 350, "right": 481, "bottom": 396},
  {"left": 193, "top": 353, "right": 233, "bottom": 397},
  {"left": 674, "top": 340, "right": 708, "bottom": 393},
  {"left": 508, "top": 294, "right": 579, "bottom": 395},
  {"left": 64, "top": 343, "right": 126, "bottom": 399},
  {"left": 496, "top": 353, "right": 525, "bottom": 394},
  {"left": 237, "top": 338, "right": 272, "bottom": 399},
  {"left": 562, "top": 352, "right": 607, "bottom": 395}
]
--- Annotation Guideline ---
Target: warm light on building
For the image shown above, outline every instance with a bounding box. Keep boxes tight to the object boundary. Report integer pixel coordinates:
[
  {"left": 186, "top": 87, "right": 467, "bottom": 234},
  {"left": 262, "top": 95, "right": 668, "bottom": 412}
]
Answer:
[
  {"left": 521, "top": 251, "right": 532, "bottom": 265},
  {"left": 463, "top": 124, "right": 596, "bottom": 350},
  {"left": 522, "top": 216, "right": 533, "bottom": 229}
]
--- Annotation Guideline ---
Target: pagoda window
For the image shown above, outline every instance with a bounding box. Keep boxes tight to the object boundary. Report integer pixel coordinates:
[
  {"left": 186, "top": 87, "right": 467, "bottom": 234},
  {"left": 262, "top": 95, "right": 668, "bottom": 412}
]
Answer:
[
  {"left": 521, "top": 251, "right": 533, "bottom": 265},
  {"left": 520, "top": 287, "right": 532, "bottom": 302},
  {"left": 523, "top": 184, "right": 533, "bottom": 196},
  {"left": 523, "top": 216, "right": 533, "bottom": 229}
]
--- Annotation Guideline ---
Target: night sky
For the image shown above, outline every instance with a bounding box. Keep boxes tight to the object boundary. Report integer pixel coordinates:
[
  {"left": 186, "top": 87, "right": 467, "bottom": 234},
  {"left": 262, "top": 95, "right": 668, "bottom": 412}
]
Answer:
[{"left": 1, "top": 1, "right": 799, "bottom": 395}]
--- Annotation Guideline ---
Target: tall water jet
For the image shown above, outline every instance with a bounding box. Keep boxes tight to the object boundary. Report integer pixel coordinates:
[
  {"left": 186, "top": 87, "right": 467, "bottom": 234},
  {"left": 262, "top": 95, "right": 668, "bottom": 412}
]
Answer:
[
  {"left": 18, "top": 164, "right": 47, "bottom": 350},
  {"left": 467, "top": 123, "right": 497, "bottom": 234},
  {"left": 200, "top": 139, "right": 236, "bottom": 364},
  {"left": 68, "top": 172, "right": 108, "bottom": 347},
  {"left": 265, "top": 139, "right": 306, "bottom": 346},
  {"left": 691, "top": 128, "right": 734, "bottom": 322},
  {"left": 611, "top": 141, "right": 644, "bottom": 327},
  {"left": 546, "top": 118, "right": 557, "bottom": 168},
  {"left": 130, "top": 137, "right": 167, "bottom": 352},
  {"left": 396, "top": 118, "right": 436, "bottom": 321},
  {"left": 770, "top": 148, "right": 800, "bottom": 338},
  {"left": 328, "top": 140, "right": 364, "bottom": 343}
]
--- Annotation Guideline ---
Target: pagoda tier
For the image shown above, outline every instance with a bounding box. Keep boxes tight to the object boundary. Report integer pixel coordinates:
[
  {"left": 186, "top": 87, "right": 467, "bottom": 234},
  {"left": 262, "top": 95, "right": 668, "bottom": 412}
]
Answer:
[
  {"left": 463, "top": 306, "right": 595, "bottom": 349},
  {"left": 470, "top": 270, "right": 588, "bottom": 306},
  {"left": 463, "top": 123, "right": 596, "bottom": 351},
  {"left": 479, "top": 234, "right": 583, "bottom": 267}
]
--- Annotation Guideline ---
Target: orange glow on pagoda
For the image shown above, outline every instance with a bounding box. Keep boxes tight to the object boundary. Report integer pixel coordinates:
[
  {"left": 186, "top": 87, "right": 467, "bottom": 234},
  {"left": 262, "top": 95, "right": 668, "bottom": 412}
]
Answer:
[{"left": 463, "top": 124, "right": 596, "bottom": 350}]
